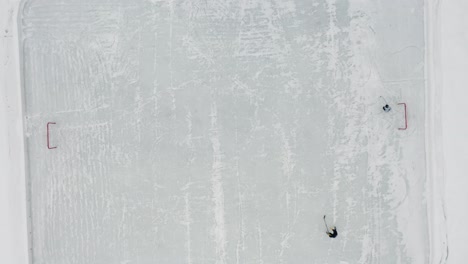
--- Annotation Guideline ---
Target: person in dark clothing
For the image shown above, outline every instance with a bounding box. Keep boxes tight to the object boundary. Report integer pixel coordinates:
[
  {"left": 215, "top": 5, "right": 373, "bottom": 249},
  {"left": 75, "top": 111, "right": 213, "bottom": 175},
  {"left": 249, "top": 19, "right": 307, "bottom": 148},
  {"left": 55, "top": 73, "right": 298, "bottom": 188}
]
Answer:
[
  {"left": 323, "top": 215, "right": 338, "bottom": 238},
  {"left": 380, "top": 96, "right": 391, "bottom": 112},
  {"left": 326, "top": 226, "right": 338, "bottom": 238},
  {"left": 383, "top": 104, "right": 391, "bottom": 112}
]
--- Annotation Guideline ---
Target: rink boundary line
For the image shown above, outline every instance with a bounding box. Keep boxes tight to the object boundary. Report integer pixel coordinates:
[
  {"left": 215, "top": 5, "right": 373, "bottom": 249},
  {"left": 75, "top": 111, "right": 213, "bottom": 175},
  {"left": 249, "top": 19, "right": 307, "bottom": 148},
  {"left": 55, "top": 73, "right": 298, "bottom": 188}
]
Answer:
[{"left": 424, "top": 0, "right": 449, "bottom": 263}]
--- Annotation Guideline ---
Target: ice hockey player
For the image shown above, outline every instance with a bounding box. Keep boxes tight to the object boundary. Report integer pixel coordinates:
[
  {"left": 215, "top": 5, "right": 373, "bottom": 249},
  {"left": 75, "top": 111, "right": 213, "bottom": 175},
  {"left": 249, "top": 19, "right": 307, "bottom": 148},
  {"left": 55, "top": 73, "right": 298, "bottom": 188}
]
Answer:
[
  {"left": 323, "top": 215, "right": 338, "bottom": 238},
  {"left": 326, "top": 226, "right": 338, "bottom": 238},
  {"left": 383, "top": 104, "right": 391, "bottom": 112}
]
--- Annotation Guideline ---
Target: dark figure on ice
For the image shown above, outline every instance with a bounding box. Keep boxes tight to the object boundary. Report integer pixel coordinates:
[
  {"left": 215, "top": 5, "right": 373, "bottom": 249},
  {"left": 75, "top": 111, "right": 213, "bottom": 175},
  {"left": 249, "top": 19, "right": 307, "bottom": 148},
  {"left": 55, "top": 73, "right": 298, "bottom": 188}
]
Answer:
[
  {"left": 380, "top": 96, "right": 391, "bottom": 112},
  {"left": 326, "top": 226, "right": 338, "bottom": 238},
  {"left": 323, "top": 215, "right": 338, "bottom": 238},
  {"left": 383, "top": 104, "right": 391, "bottom": 112}
]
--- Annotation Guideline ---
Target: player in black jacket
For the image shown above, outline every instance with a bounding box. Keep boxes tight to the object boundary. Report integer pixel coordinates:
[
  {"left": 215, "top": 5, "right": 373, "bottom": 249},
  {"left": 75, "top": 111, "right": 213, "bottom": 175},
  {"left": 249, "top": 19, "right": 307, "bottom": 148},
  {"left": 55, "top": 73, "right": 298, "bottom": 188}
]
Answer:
[{"left": 323, "top": 215, "right": 338, "bottom": 238}]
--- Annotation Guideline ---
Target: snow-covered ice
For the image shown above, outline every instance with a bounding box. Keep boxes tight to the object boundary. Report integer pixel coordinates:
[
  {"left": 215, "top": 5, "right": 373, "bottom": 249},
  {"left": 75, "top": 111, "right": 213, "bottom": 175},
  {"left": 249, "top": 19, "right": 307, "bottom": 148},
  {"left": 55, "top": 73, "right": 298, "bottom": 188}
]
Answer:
[
  {"left": 1, "top": 0, "right": 466, "bottom": 263},
  {"left": 439, "top": 0, "right": 468, "bottom": 262},
  {"left": 0, "top": 1, "right": 29, "bottom": 264},
  {"left": 18, "top": 0, "right": 428, "bottom": 263}
]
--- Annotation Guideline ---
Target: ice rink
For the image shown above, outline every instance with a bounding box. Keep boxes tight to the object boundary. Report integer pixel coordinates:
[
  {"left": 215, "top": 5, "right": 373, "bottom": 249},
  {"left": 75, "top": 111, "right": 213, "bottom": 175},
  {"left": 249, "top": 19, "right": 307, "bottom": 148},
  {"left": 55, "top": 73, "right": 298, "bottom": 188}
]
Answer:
[{"left": 9, "top": 0, "right": 431, "bottom": 263}]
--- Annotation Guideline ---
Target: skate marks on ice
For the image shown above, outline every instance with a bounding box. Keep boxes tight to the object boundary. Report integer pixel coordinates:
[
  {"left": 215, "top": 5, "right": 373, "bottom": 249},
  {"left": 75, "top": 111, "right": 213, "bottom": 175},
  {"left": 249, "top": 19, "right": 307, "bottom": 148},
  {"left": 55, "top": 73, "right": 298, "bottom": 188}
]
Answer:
[
  {"left": 20, "top": 0, "right": 427, "bottom": 263},
  {"left": 318, "top": 0, "right": 427, "bottom": 263}
]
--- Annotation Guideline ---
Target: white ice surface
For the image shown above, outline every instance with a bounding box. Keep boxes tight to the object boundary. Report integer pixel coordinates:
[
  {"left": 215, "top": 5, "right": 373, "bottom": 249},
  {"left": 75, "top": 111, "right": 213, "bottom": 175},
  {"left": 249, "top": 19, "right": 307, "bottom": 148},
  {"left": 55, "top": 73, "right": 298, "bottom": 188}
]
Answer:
[
  {"left": 19, "top": 0, "right": 429, "bottom": 263},
  {"left": 1, "top": 0, "right": 467, "bottom": 263}
]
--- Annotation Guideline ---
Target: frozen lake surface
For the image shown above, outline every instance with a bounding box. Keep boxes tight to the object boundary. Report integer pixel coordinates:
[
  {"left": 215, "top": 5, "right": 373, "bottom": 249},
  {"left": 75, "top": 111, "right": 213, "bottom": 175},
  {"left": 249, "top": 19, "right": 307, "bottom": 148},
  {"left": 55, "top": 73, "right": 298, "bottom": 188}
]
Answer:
[{"left": 20, "top": 0, "right": 428, "bottom": 263}]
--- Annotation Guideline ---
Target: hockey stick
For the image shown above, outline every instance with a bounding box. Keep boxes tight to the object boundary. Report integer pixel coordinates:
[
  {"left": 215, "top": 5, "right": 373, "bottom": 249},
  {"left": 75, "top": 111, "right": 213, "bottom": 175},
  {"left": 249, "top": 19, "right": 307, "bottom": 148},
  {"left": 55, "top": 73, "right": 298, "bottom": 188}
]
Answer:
[
  {"left": 323, "top": 215, "right": 329, "bottom": 232},
  {"left": 379, "top": 96, "right": 389, "bottom": 105}
]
